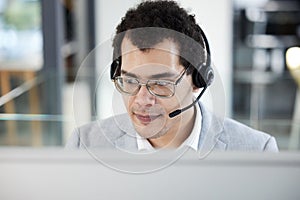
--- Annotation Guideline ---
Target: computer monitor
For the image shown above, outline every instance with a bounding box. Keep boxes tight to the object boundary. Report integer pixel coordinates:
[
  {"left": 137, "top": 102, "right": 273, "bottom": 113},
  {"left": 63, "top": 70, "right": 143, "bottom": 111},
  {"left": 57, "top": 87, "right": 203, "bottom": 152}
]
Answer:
[{"left": 0, "top": 148, "right": 299, "bottom": 200}]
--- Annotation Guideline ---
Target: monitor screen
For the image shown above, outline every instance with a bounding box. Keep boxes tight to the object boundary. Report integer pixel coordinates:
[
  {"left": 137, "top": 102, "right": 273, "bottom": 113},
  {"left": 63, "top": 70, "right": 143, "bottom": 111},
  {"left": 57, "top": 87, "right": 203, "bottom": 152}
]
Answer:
[{"left": 0, "top": 148, "right": 299, "bottom": 200}]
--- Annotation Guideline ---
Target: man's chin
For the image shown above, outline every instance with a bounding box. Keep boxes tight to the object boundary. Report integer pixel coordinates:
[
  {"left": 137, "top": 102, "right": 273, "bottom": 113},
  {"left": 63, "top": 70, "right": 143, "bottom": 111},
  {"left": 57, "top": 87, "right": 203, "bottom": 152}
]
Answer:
[
  {"left": 131, "top": 117, "right": 167, "bottom": 139},
  {"left": 135, "top": 129, "right": 166, "bottom": 140}
]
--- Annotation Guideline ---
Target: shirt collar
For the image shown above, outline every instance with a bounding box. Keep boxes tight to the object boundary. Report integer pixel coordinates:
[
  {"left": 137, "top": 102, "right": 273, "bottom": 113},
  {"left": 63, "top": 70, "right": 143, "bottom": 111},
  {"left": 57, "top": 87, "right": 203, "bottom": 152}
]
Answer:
[{"left": 136, "top": 103, "right": 202, "bottom": 151}]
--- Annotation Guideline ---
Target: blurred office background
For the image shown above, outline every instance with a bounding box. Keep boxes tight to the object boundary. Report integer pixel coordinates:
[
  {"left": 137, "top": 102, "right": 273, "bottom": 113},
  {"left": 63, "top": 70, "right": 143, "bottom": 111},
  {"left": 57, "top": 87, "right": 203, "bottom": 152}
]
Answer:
[{"left": 0, "top": 0, "right": 299, "bottom": 150}]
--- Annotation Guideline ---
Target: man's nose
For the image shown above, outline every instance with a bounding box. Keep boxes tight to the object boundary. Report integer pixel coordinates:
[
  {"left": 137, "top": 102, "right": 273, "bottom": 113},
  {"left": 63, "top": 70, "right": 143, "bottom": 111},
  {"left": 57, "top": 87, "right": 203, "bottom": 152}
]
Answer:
[{"left": 134, "top": 85, "right": 156, "bottom": 106}]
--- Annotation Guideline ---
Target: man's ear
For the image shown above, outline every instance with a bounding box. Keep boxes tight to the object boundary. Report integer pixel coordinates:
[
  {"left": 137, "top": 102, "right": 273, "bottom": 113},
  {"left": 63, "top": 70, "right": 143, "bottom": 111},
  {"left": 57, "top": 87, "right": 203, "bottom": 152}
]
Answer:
[{"left": 192, "top": 85, "right": 200, "bottom": 92}]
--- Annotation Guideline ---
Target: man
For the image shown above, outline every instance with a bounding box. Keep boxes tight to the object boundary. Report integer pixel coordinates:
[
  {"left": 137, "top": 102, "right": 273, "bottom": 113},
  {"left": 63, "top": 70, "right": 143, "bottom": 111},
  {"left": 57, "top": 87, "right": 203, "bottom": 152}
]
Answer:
[{"left": 66, "top": 0, "right": 278, "bottom": 152}]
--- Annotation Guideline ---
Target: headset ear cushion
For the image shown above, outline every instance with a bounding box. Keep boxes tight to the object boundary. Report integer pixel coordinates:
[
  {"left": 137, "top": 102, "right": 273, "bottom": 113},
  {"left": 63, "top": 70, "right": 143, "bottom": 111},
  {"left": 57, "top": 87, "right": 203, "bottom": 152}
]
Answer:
[
  {"left": 192, "top": 64, "right": 207, "bottom": 88},
  {"left": 110, "top": 59, "right": 120, "bottom": 80},
  {"left": 205, "top": 66, "right": 214, "bottom": 86},
  {"left": 192, "top": 64, "right": 214, "bottom": 88}
]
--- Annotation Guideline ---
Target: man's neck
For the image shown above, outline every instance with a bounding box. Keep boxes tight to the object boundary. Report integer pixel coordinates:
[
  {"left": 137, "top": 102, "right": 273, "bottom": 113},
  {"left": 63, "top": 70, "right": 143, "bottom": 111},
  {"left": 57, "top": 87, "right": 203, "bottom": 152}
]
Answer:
[{"left": 148, "top": 106, "right": 196, "bottom": 148}]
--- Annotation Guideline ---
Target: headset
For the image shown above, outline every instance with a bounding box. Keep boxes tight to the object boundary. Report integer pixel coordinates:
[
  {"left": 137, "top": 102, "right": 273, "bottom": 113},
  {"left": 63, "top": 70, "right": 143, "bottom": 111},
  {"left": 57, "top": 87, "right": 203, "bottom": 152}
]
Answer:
[
  {"left": 110, "top": 27, "right": 214, "bottom": 118},
  {"left": 190, "top": 28, "right": 214, "bottom": 89}
]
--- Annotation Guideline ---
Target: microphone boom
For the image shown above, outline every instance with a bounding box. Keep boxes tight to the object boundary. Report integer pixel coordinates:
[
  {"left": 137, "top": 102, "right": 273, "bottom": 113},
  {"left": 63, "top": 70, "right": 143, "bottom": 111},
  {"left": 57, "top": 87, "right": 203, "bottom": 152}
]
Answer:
[{"left": 168, "top": 86, "right": 207, "bottom": 118}]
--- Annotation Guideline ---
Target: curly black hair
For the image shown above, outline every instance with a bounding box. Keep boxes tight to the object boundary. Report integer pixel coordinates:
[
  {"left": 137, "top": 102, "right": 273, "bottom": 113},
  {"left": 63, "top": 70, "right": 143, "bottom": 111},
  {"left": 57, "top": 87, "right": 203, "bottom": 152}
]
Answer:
[{"left": 111, "top": 0, "right": 209, "bottom": 82}]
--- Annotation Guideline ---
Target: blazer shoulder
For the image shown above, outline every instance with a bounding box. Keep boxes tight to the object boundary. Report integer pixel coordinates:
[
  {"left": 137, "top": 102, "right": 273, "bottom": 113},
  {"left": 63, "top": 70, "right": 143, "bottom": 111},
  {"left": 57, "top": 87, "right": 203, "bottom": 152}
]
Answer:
[
  {"left": 221, "top": 118, "right": 279, "bottom": 151},
  {"left": 65, "top": 115, "right": 128, "bottom": 149}
]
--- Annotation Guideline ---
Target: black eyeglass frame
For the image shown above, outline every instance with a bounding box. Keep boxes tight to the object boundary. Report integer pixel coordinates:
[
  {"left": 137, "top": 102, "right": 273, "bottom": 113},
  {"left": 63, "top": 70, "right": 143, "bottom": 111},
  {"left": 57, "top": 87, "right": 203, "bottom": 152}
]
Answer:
[{"left": 113, "top": 67, "right": 189, "bottom": 98}]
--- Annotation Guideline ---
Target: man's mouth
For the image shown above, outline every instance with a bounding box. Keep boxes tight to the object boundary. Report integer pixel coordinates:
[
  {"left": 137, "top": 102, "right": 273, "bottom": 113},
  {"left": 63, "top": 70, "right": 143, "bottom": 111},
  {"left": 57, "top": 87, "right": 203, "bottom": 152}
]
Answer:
[{"left": 134, "top": 113, "right": 162, "bottom": 124}]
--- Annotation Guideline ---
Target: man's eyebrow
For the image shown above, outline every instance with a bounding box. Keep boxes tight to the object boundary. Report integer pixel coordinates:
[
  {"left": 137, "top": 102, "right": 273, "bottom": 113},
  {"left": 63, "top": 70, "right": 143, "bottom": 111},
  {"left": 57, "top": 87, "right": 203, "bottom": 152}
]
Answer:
[
  {"left": 121, "top": 70, "right": 138, "bottom": 78},
  {"left": 150, "top": 72, "right": 177, "bottom": 79},
  {"left": 121, "top": 70, "right": 177, "bottom": 79}
]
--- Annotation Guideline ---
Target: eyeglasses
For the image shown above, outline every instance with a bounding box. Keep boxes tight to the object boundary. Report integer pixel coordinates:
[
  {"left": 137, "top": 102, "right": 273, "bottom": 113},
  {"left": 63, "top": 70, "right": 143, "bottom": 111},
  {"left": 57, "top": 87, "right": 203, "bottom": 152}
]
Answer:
[{"left": 113, "top": 68, "right": 188, "bottom": 98}]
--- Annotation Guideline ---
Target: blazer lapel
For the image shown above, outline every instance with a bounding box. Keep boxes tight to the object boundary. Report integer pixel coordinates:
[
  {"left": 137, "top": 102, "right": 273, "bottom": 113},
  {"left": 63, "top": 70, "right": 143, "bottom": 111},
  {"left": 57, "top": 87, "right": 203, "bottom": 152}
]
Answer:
[
  {"left": 198, "top": 102, "right": 227, "bottom": 154},
  {"left": 113, "top": 114, "right": 139, "bottom": 151}
]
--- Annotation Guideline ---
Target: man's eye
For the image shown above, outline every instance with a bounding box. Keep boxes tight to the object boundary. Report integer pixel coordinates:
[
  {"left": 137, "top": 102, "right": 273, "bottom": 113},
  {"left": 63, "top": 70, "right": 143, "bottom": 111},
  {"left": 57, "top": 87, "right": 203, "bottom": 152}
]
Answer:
[
  {"left": 125, "top": 78, "right": 137, "bottom": 84},
  {"left": 155, "top": 81, "right": 169, "bottom": 86}
]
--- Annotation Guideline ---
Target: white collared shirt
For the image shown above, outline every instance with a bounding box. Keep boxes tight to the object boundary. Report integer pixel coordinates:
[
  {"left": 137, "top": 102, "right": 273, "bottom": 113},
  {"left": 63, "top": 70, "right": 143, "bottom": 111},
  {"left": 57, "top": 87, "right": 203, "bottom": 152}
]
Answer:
[{"left": 136, "top": 103, "right": 202, "bottom": 151}]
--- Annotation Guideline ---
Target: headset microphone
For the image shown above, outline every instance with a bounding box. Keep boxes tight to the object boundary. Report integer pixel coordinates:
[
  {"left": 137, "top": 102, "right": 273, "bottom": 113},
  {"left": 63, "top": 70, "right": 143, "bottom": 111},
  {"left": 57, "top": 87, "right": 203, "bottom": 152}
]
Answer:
[{"left": 169, "top": 86, "right": 207, "bottom": 118}]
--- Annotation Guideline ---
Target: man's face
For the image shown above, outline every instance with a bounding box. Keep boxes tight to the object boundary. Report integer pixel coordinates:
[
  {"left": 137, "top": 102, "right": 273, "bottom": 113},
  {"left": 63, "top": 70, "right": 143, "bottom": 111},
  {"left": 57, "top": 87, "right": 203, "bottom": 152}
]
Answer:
[{"left": 119, "top": 37, "right": 196, "bottom": 139}]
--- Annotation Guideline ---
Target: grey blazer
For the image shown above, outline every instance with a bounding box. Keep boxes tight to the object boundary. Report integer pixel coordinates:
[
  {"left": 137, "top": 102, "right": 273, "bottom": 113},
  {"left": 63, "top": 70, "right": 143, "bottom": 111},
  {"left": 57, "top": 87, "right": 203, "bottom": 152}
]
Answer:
[{"left": 66, "top": 103, "right": 279, "bottom": 152}]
